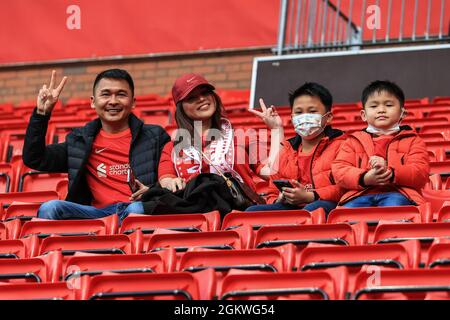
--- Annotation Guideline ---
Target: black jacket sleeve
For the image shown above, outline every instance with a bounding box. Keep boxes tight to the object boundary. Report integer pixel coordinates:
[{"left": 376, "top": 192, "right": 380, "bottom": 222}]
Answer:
[
  {"left": 158, "top": 128, "right": 171, "bottom": 153},
  {"left": 22, "top": 108, "right": 69, "bottom": 173}
]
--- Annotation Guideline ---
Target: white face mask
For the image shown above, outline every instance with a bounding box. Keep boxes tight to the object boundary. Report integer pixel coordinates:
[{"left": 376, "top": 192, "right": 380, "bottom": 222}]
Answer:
[
  {"left": 365, "top": 108, "right": 405, "bottom": 135},
  {"left": 292, "top": 113, "right": 328, "bottom": 139}
]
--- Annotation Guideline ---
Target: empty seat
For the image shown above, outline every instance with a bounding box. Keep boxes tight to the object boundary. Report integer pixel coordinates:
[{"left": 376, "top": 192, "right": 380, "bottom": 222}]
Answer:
[
  {"left": 298, "top": 240, "right": 420, "bottom": 272},
  {"left": 327, "top": 206, "right": 427, "bottom": 243},
  {"left": 0, "top": 282, "right": 76, "bottom": 300},
  {"left": 352, "top": 268, "right": 450, "bottom": 300},
  {"left": 221, "top": 208, "right": 324, "bottom": 231},
  {"left": 219, "top": 268, "right": 348, "bottom": 300},
  {"left": 3, "top": 202, "right": 41, "bottom": 221},
  {"left": 38, "top": 234, "right": 134, "bottom": 257},
  {"left": 328, "top": 206, "right": 425, "bottom": 225},
  {"left": 426, "top": 238, "right": 450, "bottom": 269},
  {"left": 18, "top": 172, "right": 68, "bottom": 193},
  {"left": 422, "top": 189, "right": 450, "bottom": 220},
  {"left": 254, "top": 223, "right": 367, "bottom": 249},
  {"left": 81, "top": 271, "right": 208, "bottom": 300},
  {"left": 437, "top": 202, "right": 450, "bottom": 223},
  {"left": 0, "top": 191, "right": 59, "bottom": 209},
  {"left": 145, "top": 228, "right": 250, "bottom": 253},
  {"left": 120, "top": 211, "right": 220, "bottom": 235},
  {"left": 373, "top": 222, "right": 450, "bottom": 265},
  {"left": 0, "top": 236, "right": 39, "bottom": 259},
  {"left": 19, "top": 215, "right": 118, "bottom": 239},
  {"left": 0, "top": 251, "right": 61, "bottom": 283},
  {"left": 62, "top": 250, "right": 175, "bottom": 282},
  {"left": 179, "top": 246, "right": 294, "bottom": 273},
  {"left": 0, "top": 163, "right": 13, "bottom": 192},
  {"left": 0, "top": 219, "right": 21, "bottom": 240}
]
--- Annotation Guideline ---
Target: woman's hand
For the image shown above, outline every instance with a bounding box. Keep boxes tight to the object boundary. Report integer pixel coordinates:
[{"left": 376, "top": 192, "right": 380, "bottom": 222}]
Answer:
[
  {"left": 159, "top": 177, "right": 186, "bottom": 192},
  {"left": 248, "top": 98, "right": 283, "bottom": 129}
]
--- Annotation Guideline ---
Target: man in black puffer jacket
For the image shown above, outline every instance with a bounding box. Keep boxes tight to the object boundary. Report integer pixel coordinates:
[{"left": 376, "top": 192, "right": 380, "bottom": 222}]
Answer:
[{"left": 22, "top": 69, "right": 170, "bottom": 221}]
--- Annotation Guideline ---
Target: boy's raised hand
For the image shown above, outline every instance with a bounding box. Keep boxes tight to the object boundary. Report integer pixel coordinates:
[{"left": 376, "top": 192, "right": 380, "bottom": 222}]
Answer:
[
  {"left": 248, "top": 98, "right": 283, "bottom": 129},
  {"left": 36, "top": 70, "right": 68, "bottom": 116}
]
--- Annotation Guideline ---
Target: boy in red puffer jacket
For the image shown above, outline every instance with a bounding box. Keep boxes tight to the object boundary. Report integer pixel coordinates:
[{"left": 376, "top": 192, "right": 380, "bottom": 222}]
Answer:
[
  {"left": 246, "top": 82, "right": 346, "bottom": 215},
  {"left": 332, "top": 80, "right": 430, "bottom": 207}
]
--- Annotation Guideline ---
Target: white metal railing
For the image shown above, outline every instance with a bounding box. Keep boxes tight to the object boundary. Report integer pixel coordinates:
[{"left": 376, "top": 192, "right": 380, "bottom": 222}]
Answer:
[{"left": 276, "top": 0, "right": 449, "bottom": 55}]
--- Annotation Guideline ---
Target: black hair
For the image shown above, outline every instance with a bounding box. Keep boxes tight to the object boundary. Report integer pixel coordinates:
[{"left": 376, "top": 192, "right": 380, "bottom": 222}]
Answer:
[
  {"left": 92, "top": 69, "right": 134, "bottom": 96},
  {"left": 361, "top": 80, "right": 405, "bottom": 108},
  {"left": 288, "top": 82, "right": 333, "bottom": 112}
]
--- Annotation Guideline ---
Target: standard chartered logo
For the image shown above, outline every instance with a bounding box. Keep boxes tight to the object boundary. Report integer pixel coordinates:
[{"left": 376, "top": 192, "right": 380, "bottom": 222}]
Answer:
[
  {"left": 96, "top": 163, "right": 129, "bottom": 178},
  {"left": 97, "top": 163, "right": 107, "bottom": 178}
]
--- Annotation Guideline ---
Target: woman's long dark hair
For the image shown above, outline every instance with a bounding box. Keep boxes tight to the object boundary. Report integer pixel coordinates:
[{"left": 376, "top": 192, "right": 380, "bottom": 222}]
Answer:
[{"left": 174, "top": 89, "right": 226, "bottom": 147}]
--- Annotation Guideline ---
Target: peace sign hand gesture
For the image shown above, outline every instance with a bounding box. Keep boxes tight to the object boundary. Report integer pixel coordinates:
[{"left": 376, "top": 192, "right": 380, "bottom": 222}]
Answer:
[
  {"left": 248, "top": 98, "right": 283, "bottom": 129},
  {"left": 36, "top": 70, "right": 68, "bottom": 116}
]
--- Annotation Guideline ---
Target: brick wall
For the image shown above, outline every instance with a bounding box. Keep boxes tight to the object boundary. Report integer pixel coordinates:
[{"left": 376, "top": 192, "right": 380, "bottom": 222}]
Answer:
[{"left": 0, "top": 49, "right": 271, "bottom": 105}]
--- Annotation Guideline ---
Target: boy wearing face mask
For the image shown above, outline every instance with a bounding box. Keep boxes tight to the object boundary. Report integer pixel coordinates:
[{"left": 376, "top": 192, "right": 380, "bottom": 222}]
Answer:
[
  {"left": 246, "top": 82, "right": 346, "bottom": 214},
  {"left": 332, "top": 80, "right": 429, "bottom": 207}
]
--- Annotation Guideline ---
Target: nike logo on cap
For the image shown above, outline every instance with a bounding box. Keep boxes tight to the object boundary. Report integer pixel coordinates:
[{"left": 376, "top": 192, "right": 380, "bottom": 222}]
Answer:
[{"left": 186, "top": 77, "right": 196, "bottom": 83}]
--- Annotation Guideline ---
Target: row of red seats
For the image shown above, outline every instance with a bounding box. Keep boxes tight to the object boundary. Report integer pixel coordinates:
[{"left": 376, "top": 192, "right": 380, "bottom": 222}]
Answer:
[
  {"left": 1, "top": 208, "right": 450, "bottom": 254},
  {"left": 1, "top": 240, "right": 450, "bottom": 299}
]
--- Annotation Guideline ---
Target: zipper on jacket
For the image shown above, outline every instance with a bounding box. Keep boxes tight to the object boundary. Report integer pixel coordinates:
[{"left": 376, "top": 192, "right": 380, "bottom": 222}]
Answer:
[{"left": 309, "top": 140, "right": 323, "bottom": 190}]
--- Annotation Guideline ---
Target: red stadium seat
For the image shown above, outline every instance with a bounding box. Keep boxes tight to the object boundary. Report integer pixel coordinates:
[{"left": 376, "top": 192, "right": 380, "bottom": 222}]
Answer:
[
  {"left": 0, "top": 282, "right": 77, "bottom": 300},
  {"left": 422, "top": 189, "right": 450, "bottom": 219},
  {"left": 3, "top": 202, "right": 41, "bottom": 221},
  {"left": 0, "top": 251, "right": 62, "bottom": 284},
  {"left": 145, "top": 228, "right": 250, "bottom": 253},
  {"left": 298, "top": 240, "right": 420, "bottom": 272},
  {"left": 0, "top": 163, "right": 13, "bottom": 192},
  {"left": 0, "top": 191, "right": 59, "bottom": 208},
  {"left": 254, "top": 223, "right": 367, "bottom": 249},
  {"left": 18, "top": 172, "right": 68, "bottom": 193},
  {"left": 81, "top": 270, "right": 213, "bottom": 300},
  {"left": 420, "top": 124, "right": 450, "bottom": 140},
  {"left": 178, "top": 246, "right": 294, "bottom": 273},
  {"left": 221, "top": 208, "right": 325, "bottom": 231},
  {"left": 120, "top": 211, "right": 221, "bottom": 235},
  {"left": 0, "top": 236, "right": 39, "bottom": 259},
  {"left": 328, "top": 206, "right": 425, "bottom": 224},
  {"left": 327, "top": 206, "right": 427, "bottom": 243},
  {"left": 352, "top": 268, "right": 450, "bottom": 300},
  {"left": 62, "top": 250, "right": 175, "bottom": 282},
  {"left": 219, "top": 268, "right": 348, "bottom": 300},
  {"left": 418, "top": 132, "right": 445, "bottom": 143},
  {"left": 0, "top": 219, "right": 21, "bottom": 240},
  {"left": 373, "top": 222, "right": 450, "bottom": 265},
  {"left": 38, "top": 234, "right": 134, "bottom": 257},
  {"left": 19, "top": 215, "right": 118, "bottom": 239},
  {"left": 426, "top": 238, "right": 450, "bottom": 269}
]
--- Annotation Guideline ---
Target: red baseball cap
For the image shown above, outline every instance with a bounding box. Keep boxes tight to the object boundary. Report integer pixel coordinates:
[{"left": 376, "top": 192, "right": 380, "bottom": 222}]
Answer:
[{"left": 172, "top": 73, "right": 215, "bottom": 104}]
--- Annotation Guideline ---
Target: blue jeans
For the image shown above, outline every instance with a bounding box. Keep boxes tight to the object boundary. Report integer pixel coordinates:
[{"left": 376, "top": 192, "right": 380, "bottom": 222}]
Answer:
[
  {"left": 342, "top": 192, "right": 414, "bottom": 208},
  {"left": 246, "top": 200, "right": 337, "bottom": 215},
  {"left": 37, "top": 200, "right": 145, "bottom": 221}
]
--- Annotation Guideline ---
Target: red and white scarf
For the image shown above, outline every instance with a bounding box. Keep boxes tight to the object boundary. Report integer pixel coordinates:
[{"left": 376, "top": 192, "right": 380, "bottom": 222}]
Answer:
[{"left": 173, "top": 118, "right": 240, "bottom": 180}]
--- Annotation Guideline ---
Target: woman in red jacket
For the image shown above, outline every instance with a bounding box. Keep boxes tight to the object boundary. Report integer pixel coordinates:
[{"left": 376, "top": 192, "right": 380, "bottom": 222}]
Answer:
[
  {"left": 158, "top": 73, "right": 259, "bottom": 195},
  {"left": 246, "top": 82, "right": 346, "bottom": 214},
  {"left": 332, "top": 80, "right": 430, "bottom": 207}
]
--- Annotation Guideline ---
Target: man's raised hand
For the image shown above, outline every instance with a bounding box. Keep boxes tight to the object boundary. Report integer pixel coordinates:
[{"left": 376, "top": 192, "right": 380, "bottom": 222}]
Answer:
[{"left": 36, "top": 70, "right": 68, "bottom": 115}]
